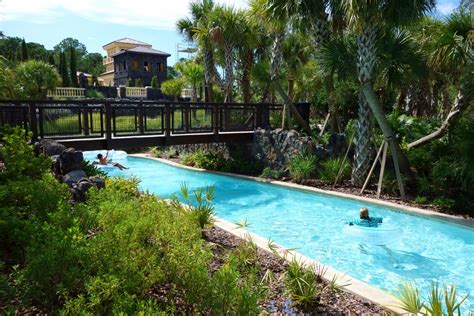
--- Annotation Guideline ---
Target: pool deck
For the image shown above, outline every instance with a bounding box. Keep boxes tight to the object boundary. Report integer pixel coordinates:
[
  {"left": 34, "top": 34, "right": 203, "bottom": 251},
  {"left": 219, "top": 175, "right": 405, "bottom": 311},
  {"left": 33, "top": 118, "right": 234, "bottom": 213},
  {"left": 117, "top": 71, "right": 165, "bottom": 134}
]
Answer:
[{"left": 131, "top": 154, "right": 473, "bottom": 314}]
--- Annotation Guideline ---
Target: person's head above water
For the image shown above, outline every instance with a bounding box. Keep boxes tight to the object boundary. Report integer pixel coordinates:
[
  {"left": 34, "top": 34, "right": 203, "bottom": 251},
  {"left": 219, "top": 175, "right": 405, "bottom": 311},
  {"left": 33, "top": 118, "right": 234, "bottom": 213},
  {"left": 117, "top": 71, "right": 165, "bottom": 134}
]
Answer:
[
  {"left": 97, "top": 154, "right": 103, "bottom": 159},
  {"left": 359, "top": 207, "right": 369, "bottom": 220}
]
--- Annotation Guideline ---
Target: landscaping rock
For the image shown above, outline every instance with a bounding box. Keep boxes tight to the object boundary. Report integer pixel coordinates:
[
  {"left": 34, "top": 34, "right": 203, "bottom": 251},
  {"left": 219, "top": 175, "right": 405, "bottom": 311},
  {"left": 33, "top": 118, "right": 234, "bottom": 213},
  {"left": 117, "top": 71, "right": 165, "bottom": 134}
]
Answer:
[
  {"left": 63, "top": 170, "right": 87, "bottom": 186},
  {"left": 253, "top": 128, "right": 314, "bottom": 168},
  {"left": 89, "top": 176, "right": 105, "bottom": 189},
  {"left": 59, "top": 148, "right": 83, "bottom": 174},
  {"left": 70, "top": 176, "right": 106, "bottom": 202},
  {"left": 36, "top": 139, "right": 66, "bottom": 156}
]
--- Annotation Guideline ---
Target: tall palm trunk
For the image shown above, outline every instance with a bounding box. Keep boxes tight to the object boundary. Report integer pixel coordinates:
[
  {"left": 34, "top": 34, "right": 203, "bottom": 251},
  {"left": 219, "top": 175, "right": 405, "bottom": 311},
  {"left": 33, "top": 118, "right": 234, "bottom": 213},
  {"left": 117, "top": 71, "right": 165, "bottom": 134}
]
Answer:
[
  {"left": 203, "top": 47, "right": 215, "bottom": 102},
  {"left": 242, "top": 49, "right": 253, "bottom": 103},
  {"left": 352, "top": 23, "right": 376, "bottom": 186},
  {"left": 223, "top": 41, "right": 234, "bottom": 103},
  {"left": 355, "top": 23, "right": 412, "bottom": 182}
]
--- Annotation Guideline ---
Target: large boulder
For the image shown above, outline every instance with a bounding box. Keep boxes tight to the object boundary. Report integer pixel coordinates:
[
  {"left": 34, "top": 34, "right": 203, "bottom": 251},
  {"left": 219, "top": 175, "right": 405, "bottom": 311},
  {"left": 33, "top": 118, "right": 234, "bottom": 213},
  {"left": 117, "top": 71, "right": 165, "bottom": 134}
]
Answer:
[
  {"left": 70, "top": 176, "right": 106, "bottom": 202},
  {"left": 36, "top": 139, "right": 66, "bottom": 156},
  {"left": 59, "top": 148, "right": 83, "bottom": 175},
  {"left": 63, "top": 169, "right": 87, "bottom": 186}
]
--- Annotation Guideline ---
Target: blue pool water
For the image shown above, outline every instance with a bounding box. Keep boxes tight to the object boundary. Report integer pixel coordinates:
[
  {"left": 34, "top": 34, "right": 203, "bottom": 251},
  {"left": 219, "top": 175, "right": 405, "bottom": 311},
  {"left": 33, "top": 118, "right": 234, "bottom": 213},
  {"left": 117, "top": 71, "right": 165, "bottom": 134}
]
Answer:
[{"left": 105, "top": 156, "right": 474, "bottom": 310}]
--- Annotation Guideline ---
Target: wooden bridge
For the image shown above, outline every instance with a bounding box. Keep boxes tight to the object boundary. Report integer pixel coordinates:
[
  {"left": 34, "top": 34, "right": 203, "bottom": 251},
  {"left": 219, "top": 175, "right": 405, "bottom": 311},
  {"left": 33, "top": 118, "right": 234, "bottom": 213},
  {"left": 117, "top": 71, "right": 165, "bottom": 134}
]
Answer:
[{"left": 0, "top": 100, "right": 283, "bottom": 150}]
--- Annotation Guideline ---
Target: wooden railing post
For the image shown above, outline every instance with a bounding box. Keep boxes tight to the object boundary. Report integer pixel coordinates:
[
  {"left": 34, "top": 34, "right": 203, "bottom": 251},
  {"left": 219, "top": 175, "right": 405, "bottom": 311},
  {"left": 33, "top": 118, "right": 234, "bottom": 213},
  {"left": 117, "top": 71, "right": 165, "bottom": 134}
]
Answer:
[
  {"left": 82, "top": 105, "right": 90, "bottom": 136},
  {"left": 212, "top": 104, "right": 219, "bottom": 142},
  {"left": 183, "top": 103, "right": 190, "bottom": 132},
  {"left": 104, "top": 102, "right": 112, "bottom": 149},
  {"left": 138, "top": 101, "right": 145, "bottom": 134},
  {"left": 164, "top": 104, "right": 171, "bottom": 144},
  {"left": 28, "top": 102, "right": 38, "bottom": 140}
]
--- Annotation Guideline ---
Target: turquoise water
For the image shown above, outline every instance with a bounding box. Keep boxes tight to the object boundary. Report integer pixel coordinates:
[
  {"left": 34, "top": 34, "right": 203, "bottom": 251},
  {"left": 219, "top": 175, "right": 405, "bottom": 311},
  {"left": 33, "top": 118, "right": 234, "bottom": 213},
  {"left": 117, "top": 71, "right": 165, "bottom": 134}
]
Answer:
[{"left": 106, "top": 156, "right": 474, "bottom": 310}]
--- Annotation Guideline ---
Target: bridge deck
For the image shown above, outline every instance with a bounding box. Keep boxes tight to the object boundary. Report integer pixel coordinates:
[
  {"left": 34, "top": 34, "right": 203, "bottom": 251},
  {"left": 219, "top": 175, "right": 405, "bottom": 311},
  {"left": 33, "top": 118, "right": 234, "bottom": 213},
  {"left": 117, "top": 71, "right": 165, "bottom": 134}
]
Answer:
[{"left": 0, "top": 100, "right": 283, "bottom": 150}]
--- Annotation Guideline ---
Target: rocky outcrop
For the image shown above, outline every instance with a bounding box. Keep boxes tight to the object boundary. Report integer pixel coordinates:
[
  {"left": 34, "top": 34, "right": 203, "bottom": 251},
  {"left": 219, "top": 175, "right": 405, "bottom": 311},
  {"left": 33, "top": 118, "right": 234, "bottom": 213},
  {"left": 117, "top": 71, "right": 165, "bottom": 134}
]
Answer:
[
  {"left": 35, "top": 139, "right": 105, "bottom": 202},
  {"left": 252, "top": 128, "right": 348, "bottom": 170},
  {"left": 252, "top": 128, "right": 315, "bottom": 169}
]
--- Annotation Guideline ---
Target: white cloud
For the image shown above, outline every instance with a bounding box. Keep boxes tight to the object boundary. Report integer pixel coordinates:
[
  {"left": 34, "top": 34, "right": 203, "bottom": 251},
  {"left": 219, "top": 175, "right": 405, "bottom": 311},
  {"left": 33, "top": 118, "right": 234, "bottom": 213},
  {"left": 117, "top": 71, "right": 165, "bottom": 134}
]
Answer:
[
  {"left": 436, "top": 0, "right": 458, "bottom": 15},
  {"left": 0, "top": 0, "right": 249, "bottom": 29}
]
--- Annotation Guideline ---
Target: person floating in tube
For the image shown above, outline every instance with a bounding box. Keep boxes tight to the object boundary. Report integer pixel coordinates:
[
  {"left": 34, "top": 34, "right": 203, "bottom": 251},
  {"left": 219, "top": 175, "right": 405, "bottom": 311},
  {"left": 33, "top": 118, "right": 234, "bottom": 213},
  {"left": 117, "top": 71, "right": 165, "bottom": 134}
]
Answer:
[
  {"left": 349, "top": 207, "right": 383, "bottom": 228},
  {"left": 96, "top": 152, "right": 129, "bottom": 171}
]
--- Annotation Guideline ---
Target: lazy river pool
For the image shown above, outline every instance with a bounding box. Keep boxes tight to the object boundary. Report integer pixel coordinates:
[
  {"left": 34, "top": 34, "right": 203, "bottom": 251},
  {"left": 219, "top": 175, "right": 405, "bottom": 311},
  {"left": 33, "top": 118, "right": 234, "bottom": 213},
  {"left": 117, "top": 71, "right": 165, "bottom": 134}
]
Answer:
[{"left": 98, "top": 155, "right": 474, "bottom": 310}]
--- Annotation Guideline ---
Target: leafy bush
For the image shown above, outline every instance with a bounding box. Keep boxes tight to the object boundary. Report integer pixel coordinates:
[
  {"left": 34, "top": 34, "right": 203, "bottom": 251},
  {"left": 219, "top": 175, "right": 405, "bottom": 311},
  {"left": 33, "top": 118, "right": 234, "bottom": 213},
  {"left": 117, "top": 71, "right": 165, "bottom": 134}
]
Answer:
[
  {"left": 81, "top": 160, "right": 107, "bottom": 177},
  {"left": 151, "top": 75, "right": 159, "bottom": 88},
  {"left": 181, "top": 149, "right": 227, "bottom": 170},
  {"left": 261, "top": 167, "right": 282, "bottom": 179},
  {"left": 161, "top": 78, "right": 185, "bottom": 101},
  {"left": 284, "top": 260, "right": 319, "bottom": 309},
  {"left": 414, "top": 196, "right": 428, "bottom": 204},
  {"left": 287, "top": 152, "right": 317, "bottom": 183},
  {"left": 394, "top": 280, "right": 469, "bottom": 315},
  {"left": 0, "top": 127, "right": 50, "bottom": 182},
  {"left": 150, "top": 146, "right": 161, "bottom": 158},
  {"left": 320, "top": 157, "right": 351, "bottom": 183},
  {"left": 432, "top": 197, "right": 455, "bottom": 210},
  {"left": 85, "top": 89, "right": 105, "bottom": 99},
  {"left": 15, "top": 60, "right": 60, "bottom": 99}
]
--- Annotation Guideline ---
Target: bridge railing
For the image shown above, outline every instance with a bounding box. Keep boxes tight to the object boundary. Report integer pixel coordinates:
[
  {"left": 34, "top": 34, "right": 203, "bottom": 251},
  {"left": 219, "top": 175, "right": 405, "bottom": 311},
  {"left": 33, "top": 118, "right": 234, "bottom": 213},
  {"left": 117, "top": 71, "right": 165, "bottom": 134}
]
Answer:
[
  {"left": 0, "top": 100, "right": 284, "bottom": 142},
  {"left": 47, "top": 87, "right": 86, "bottom": 99}
]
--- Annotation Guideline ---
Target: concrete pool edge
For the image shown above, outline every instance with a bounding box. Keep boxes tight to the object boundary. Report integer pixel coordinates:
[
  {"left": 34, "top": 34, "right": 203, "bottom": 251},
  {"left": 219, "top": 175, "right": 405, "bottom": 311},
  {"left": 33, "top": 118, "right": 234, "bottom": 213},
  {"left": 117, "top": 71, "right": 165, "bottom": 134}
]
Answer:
[{"left": 131, "top": 154, "right": 473, "bottom": 228}]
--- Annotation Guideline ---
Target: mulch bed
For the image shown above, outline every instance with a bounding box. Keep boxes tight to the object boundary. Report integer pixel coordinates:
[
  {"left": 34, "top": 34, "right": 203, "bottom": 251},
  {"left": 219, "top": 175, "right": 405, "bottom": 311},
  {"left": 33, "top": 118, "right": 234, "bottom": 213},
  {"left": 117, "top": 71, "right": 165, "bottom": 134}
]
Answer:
[{"left": 203, "top": 226, "right": 388, "bottom": 315}]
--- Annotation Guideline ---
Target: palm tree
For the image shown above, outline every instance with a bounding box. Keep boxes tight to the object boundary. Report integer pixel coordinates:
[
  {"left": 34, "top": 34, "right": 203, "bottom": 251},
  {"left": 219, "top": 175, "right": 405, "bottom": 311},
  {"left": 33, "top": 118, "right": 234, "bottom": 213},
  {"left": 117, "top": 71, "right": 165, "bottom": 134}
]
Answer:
[
  {"left": 339, "top": 0, "right": 435, "bottom": 186},
  {"left": 266, "top": 0, "right": 342, "bottom": 132},
  {"left": 177, "top": 61, "right": 205, "bottom": 102},
  {"left": 208, "top": 6, "right": 247, "bottom": 103},
  {"left": 177, "top": 0, "right": 222, "bottom": 102},
  {"left": 408, "top": 10, "right": 474, "bottom": 149}
]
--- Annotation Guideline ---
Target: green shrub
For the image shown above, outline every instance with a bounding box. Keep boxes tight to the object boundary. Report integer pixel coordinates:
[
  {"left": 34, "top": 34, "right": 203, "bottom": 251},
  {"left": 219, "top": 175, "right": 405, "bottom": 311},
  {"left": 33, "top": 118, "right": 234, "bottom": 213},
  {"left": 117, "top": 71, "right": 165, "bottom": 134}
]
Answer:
[
  {"left": 85, "top": 89, "right": 105, "bottom": 99},
  {"left": 320, "top": 157, "right": 351, "bottom": 183},
  {"left": 285, "top": 260, "right": 319, "bottom": 309},
  {"left": 0, "top": 127, "right": 50, "bottom": 182},
  {"left": 414, "top": 196, "right": 428, "bottom": 204},
  {"left": 180, "top": 149, "right": 227, "bottom": 170},
  {"left": 433, "top": 197, "right": 455, "bottom": 210},
  {"left": 151, "top": 76, "right": 159, "bottom": 88},
  {"left": 81, "top": 160, "right": 107, "bottom": 177},
  {"left": 150, "top": 146, "right": 161, "bottom": 158},
  {"left": 287, "top": 152, "right": 317, "bottom": 183},
  {"left": 260, "top": 167, "right": 282, "bottom": 179}
]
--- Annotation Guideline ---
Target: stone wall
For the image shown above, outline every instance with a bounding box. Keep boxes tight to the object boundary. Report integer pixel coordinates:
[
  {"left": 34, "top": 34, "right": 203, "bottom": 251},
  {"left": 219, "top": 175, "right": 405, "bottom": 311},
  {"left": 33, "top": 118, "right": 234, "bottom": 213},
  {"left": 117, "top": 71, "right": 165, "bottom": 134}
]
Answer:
[{"left": 252, "top": 128, "right": 315, "bottom": 169}]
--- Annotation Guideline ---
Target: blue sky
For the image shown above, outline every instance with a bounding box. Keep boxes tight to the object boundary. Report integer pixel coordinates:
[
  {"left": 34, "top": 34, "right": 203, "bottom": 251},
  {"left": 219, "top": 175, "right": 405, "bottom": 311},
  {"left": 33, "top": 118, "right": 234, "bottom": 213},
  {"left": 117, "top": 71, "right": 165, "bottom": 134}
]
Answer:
[{"left": 0, "top": 0, "right": 461, "bottom": 65}]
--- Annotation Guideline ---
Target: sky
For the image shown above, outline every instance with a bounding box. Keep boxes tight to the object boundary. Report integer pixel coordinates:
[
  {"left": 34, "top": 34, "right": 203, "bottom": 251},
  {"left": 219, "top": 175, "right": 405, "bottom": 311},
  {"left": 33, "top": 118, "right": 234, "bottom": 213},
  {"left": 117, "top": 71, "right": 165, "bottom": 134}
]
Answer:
[{"left": 0, "top": 0, "right": 461, "bottom": 65}]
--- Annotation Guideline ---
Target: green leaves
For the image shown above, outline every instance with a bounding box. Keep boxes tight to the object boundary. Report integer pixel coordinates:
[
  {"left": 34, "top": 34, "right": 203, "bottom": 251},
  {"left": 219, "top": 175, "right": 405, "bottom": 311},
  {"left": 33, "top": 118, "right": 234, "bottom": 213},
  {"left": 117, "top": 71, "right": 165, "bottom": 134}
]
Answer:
[{"left": 287, "top": 151, "right": 317, "bottom": 183}]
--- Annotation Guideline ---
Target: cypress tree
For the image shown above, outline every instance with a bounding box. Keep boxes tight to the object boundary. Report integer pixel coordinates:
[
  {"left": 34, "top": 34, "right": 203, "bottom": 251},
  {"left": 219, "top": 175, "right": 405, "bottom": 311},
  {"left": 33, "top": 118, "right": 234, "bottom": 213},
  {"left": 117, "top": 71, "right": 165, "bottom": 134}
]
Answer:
[
  {"left": 126, "top": 77, "right": 133, "bottom": 87},
  {"left": 48, "top": 54, "right": 56, "bottom": 67},
  {"left": 60, "top": 51, "right": 69, "bottom": 87},
  {"left": 150, "top": 75, "right": 158, "bottom": 88},
  {"left": 21, "top": 39, "right": 29, "bottom": 61},
  {"left": 135, "top": 78, "right": 143, "bottom": 87},
  {"left": 69, "top": 47, "right": 78, "bottom": 87}
]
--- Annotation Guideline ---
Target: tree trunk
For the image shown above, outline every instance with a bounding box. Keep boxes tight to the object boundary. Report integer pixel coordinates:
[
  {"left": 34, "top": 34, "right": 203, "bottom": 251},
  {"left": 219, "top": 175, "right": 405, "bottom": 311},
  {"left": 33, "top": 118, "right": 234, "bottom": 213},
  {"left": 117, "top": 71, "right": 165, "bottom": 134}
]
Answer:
[
  {"left": 362, "top": 82, "right": 412, "bottom": 176},
  {"left": 324, "top": 75, "right": 341, "bottom": 133},
  {"left": 242, "top": 50, "right": 253, "bottom": 104},
  {"left": 408, "top": 87, "right": 468, "bottom": 149},
  {"left": 223, "top": 42, "right": 233, "bottom": 103},
  {"left": 356, "top": 24, "right": 412, "bottom": 181},
  {"left": 203, "top": 47, "right": 215, "bottom": 102},
  {"left": 351, "top": 88, "right": 372, "bottom": 186}
]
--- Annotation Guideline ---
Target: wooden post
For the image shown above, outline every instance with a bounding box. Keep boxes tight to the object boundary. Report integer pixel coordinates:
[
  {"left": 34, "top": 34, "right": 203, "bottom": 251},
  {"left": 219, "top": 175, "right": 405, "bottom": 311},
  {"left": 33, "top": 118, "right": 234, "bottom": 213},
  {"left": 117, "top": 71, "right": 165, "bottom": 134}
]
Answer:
[
  {"left": 164, "top": 104, "right": 171, "bottom": 145},
  {"left": 376, "top": 141, "right": 388, "bottom": 199},
  {"left": 138, "top": 101, "right": 144, "bottom": 134},
  {"left": 360, "top": 140, "right": 385, "bottom": 194},
  {"left": 183, "top": 103, "right": 190, "bottom": 132},
  {"left": 82, "top": 106, "right": 90, "bottom": 136},
  {"left": 38, "top": 107, "right": 44, "bottom": 139},
  {"left": 28, "top": 103, "right": 38, "bottom": 140},
  {"left": 388, "top": 138, "right": 406, "bottom": 200},
  {"left": 104, "top": 102, "right": 112, "bottom": 149},
  {"left": 212, "top": 104, "right": 219, "bottom": 142},
  {"left": 319, "top": 113, "right": 331, "bottom": 138}
]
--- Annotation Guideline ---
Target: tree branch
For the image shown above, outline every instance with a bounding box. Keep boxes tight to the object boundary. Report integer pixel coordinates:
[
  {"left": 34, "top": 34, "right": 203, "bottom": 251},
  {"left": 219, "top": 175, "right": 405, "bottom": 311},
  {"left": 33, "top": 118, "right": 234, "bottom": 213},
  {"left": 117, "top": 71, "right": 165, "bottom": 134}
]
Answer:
[{"left": 408, "top": 87, "right": 468, "bottom": 149}]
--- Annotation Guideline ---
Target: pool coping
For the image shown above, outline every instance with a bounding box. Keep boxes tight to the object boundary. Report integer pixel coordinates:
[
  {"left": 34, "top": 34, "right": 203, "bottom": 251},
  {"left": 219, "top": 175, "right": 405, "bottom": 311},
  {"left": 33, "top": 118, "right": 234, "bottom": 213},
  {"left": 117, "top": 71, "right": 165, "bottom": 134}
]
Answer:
[{"left": 129, "top": 154, "right": 472, "bottom": 314}]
